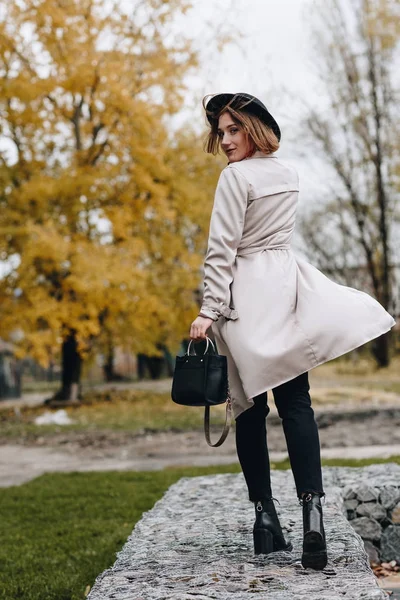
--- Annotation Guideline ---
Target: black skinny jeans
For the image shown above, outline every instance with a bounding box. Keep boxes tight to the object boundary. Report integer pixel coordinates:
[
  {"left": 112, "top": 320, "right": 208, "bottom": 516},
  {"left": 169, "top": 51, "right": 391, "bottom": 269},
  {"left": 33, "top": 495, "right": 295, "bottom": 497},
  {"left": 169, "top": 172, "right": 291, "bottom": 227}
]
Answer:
[{"left": 235, "top": 371, "right": 324, "bottom": 502}]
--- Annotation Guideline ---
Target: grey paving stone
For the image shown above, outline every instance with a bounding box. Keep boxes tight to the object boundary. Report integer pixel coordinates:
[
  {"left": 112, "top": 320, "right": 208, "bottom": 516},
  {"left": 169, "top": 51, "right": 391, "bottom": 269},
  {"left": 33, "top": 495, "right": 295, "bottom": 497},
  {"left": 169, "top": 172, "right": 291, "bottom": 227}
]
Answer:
[
  {"left": 355, "top": 484, "right": 380, "bottom": 502},
  {"left": 350, "top": 517, "right": 382, "bottom": 541},
  {"left": 363, "top": 540, "right": 380, "bottom": 564},
  {"left": 88, "top": 466, "right": 394, "bottom": 600},
  {"left": 356, "top": 502, "right": 387, "bottom": 521},
  {"left": 391, "top": 501, "right": 400, "bottom": 524},
  {"left": 343, "top": 485, "right": 357, "bottom": 500},
  {"left": 345, "top": 499, "right": 360, "bottom": 511},
  {"left": 380, "top": 486, "right": 400, "bottom": 510},
  {"left": 381, "top": 525, "right": 400, "bottom": 562}
]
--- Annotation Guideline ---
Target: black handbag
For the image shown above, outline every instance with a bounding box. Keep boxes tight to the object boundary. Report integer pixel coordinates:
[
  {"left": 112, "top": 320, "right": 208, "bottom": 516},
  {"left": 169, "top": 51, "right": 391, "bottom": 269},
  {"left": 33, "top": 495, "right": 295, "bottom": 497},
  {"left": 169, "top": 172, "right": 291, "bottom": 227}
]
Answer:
[{"left": 171, "top": 337, "right": 232, "bottom": 447}]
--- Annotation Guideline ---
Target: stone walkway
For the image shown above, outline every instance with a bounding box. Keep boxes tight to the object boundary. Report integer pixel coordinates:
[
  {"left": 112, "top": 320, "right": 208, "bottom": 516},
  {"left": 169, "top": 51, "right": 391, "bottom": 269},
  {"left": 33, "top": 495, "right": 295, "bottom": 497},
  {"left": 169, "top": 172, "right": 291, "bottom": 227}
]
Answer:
[{"left": 88, "top": 464, "right": 400, "bottom": 600}]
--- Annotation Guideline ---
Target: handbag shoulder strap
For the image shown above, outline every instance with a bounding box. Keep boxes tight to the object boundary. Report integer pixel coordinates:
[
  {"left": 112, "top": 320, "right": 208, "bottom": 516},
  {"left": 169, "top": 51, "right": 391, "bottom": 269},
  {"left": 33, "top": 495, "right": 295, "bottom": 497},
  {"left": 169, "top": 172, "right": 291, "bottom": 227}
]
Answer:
[{"left": 204, "top": 398, "right": 232, "bottom": 447}]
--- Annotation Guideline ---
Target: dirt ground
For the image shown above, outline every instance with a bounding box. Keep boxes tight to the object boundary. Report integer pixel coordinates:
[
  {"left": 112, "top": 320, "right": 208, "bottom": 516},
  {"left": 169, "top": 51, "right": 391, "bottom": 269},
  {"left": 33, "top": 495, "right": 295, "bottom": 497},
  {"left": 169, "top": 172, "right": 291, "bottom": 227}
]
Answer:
[
  {"left": 1, "top": 371, "right": 400, "bottom": 487},
  {"left": 1, "top": 402, "right": 400, "bottom": 487}
]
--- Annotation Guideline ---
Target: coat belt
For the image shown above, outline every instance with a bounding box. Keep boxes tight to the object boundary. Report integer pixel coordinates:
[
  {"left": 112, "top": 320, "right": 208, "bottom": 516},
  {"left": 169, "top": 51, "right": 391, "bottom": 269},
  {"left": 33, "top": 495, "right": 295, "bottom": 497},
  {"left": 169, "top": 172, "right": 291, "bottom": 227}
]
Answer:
[{"left": 237, "top": 244, "right": 291, "bottom": 256}]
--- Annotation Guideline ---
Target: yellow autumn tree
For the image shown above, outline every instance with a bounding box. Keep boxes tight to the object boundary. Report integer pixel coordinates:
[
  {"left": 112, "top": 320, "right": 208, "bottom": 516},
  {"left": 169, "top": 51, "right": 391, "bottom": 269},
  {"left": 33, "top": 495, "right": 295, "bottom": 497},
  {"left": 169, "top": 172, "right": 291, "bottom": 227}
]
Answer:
[{"left": 0, "top": 0, "right": 222, "bottom": 400}]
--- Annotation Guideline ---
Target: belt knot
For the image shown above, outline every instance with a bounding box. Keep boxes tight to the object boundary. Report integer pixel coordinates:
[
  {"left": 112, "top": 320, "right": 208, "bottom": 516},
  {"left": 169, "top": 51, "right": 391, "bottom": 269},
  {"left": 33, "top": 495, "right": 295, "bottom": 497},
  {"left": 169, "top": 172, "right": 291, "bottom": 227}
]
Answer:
[{"left": 237, "top": 244, "right": 290, "bottom": 256}]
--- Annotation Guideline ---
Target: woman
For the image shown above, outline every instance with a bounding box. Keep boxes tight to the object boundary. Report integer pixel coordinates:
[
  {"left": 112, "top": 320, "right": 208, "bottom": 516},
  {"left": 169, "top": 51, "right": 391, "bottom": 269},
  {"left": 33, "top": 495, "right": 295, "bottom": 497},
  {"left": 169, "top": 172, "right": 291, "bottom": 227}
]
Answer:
[{"left": 189, "top": 92, "right": 396, "bottom": 569}]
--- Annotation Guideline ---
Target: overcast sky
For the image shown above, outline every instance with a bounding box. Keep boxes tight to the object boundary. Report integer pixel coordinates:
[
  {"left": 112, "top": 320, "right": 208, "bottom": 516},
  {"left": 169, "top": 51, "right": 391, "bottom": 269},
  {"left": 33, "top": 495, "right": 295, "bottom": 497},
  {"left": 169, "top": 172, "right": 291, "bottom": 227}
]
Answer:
[
  {"left": 183, "top": 0, "right": 319, "bottom": 113},
  {"left": 169, "top": 0, "right": 339, "bottom": 264},
  {"left": 172, "top": 0, "right": 332, "bottom": 201}
]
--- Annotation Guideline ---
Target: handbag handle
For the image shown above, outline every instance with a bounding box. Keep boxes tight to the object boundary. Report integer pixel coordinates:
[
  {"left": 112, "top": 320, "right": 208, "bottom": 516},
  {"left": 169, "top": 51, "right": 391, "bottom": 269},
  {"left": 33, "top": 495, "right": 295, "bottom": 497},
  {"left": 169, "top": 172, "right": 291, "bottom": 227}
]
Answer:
[
  {"left": 187, "top": 336, "right": 232, "bottom": 447},
  {"left": 187, "top": 337, "right": 216, "bottom": 356},
  {"left": 204, "top": 397, "right": 232, "bottom": 447}
]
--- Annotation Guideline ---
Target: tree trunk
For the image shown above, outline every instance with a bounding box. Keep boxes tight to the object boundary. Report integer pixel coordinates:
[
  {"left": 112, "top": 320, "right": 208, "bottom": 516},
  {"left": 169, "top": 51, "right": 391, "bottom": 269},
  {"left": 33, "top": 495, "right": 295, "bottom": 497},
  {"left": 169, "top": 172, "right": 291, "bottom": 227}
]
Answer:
[
  {"left": 47, "top": 330, "right": 82, "bottom": 401},
  {"left": 147, "top": 355, "right": 164, "bottom": 380},
  {"left": 371, "top": 331, "right": 391, "bottom": 368},
  {"left": 136, "top": 353, "right": 164, "bottom": 380},
  {"left": 137, "top": 353, "right": 147, "bottom": 380},
  {"left": 102, "top": 343, "right": 124, "bottom": 381},
  {"left": 47, "top": 359, "right": 55, "bottom": 382},
  {"left": 103, "top": 344, "right": 114, "bottom": 382}
]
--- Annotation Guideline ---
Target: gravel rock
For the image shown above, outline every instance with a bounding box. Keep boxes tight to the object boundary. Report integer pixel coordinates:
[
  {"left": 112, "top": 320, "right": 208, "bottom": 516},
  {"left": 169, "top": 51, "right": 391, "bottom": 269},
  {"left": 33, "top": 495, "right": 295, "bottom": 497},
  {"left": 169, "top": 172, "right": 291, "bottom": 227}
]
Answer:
[
  {"left": 355, "top": 484, "right": 380, "bottom": 502},
  {"left": 350, "top": 517, "right": 382, "bottom": 541},
  {"left": 345, "top": 498, "right": 360, "bottom": 520},
  {"left": 363, "top": 540, "right": 380, "bottom": 564},
  {"left": 333, "top": 464, "right": 400, "bottom": 489},
  {"left": 343, "top": 485, "right": 357, "bottom": 500},
  {"left": 344, "top": 499, "right": 360, "bottom": 511},
  {"left": 391, "top": 501, "right": 400, "bottom": 524},
  {"left": 356, "top": 502, "right": 387, "bottom": 522},
  {"left": 88, "top": 468, "right": 387, "bottom": 600},
  {"left": 381, "top": 525, "right": 400, "bottom": 562},
  {"left": 379, "top": 486, "right": 400, "bottom": 510}
]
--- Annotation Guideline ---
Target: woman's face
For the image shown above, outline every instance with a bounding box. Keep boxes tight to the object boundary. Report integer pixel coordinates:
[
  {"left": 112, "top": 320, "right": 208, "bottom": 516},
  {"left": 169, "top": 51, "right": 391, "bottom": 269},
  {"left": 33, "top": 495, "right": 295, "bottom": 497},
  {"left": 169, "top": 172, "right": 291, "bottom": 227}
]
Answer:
[{"left": 217, "top": 112, "right": 253, "bottom": 163}]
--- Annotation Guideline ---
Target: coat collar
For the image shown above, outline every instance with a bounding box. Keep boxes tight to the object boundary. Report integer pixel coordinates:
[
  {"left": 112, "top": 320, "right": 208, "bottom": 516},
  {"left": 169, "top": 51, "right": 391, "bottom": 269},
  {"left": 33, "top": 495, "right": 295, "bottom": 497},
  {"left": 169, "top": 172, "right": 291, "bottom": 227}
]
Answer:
[
  {"left": 245, "top": 150, "right": 277, "bottom": 160},
  {"left": 227, "top": 150, "right": 277, "bottom": 165}
]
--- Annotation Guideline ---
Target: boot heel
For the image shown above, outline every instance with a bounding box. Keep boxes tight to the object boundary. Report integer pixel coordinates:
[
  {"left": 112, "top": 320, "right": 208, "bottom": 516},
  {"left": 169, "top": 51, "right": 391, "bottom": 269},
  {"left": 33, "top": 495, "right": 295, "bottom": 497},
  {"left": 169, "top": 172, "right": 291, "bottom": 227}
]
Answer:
[
  {"left": 253, "top": 528, "right": 274, "bottom": 555},
  {"left": 301, "top": 549, "right": 328, "bottom": 570},
  {"left": 302, "top": 531, "right": 328, "bottom": 570},
  {"left": 301, "top": 493, "right": 328, "bottom": 570}
]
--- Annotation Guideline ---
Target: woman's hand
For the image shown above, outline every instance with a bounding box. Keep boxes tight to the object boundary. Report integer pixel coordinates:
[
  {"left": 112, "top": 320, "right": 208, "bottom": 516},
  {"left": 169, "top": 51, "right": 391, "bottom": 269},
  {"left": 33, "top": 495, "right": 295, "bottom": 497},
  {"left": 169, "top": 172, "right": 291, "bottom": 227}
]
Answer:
[{"left": 190, "top": 315, "right": 214, "bottom": 341}]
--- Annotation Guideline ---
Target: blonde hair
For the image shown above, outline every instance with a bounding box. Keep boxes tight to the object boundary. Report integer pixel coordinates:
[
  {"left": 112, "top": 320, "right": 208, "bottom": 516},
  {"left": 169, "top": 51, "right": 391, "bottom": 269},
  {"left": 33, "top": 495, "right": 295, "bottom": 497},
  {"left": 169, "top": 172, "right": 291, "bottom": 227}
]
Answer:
[{"left": 202, "top": 94, "right": 280, "bottom": 156}]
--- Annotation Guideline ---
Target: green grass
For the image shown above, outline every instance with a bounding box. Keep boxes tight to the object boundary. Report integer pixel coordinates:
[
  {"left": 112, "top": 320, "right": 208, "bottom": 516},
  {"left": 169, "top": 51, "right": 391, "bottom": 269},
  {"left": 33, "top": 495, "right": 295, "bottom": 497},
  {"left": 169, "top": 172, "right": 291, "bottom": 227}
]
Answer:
[
  {"left": 2, "top": 354, "right": 400, "bottom": 443},
  {"left": 0, "top": 465, "right": 241, "bottom": 600},
  {"left": 21, "top": 380, "right": 61, "bottom": 394},
  {"left": 0, "top": 390, "right": 228, "bottom": 441},
  {"left": 1, "top": 457, "right": 400, "bottom": 600},
  {"left": 3, "top": 377, "right": 400, "bottom": 444}
]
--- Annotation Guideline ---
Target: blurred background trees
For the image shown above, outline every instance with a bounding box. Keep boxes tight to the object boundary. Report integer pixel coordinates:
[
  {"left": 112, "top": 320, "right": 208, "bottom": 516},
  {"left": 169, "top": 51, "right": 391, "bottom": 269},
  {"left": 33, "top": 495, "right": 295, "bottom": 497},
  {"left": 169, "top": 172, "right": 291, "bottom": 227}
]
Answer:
[
  {"left": 0, "top": 0, "right": 222, "bottom": 399},
  {"left": 0, "top": 0, "right": 398, "bottom": 401},
  {"left": 298, "top": 0, "right": 400, "bottom": 366}
]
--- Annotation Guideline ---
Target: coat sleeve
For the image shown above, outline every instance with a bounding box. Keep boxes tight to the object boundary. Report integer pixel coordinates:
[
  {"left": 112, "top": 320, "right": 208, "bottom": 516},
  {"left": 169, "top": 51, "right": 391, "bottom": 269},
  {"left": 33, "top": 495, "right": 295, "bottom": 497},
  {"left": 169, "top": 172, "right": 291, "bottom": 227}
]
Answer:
[{"left": 199, "top": 166, "right": 249, "bottom": 321}]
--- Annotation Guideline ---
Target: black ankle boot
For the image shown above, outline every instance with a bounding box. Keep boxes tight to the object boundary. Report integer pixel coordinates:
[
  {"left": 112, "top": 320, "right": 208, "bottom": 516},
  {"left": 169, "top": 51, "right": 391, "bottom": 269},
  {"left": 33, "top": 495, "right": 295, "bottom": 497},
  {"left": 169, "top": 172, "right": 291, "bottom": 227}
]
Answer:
[
  {"left": 253, "top": 498, "right": 293, "bottom": 555},
  {"left": 301, "top": 493, "right": 328, "bottom": 570}
]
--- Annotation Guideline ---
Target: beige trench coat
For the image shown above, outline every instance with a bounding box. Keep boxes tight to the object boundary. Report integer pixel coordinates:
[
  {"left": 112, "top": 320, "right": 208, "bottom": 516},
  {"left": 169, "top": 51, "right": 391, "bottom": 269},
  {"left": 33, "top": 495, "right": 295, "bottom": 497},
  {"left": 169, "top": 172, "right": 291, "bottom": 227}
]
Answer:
[{"left": 199, "top": 151, "right": 397, "bottom": 420}]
